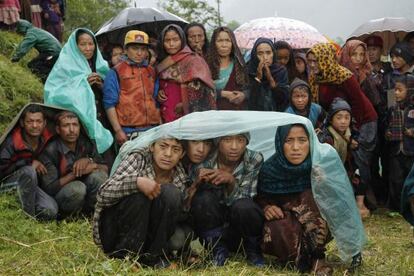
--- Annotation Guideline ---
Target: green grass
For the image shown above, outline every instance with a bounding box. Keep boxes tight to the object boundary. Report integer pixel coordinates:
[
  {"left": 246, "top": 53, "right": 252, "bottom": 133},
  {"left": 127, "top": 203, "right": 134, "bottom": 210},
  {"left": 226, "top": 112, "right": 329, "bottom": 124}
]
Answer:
[
  {"left": 1, "top": 193, "right": 413, "bottom": 275},
  {"left": 0, "top": 30, "right": 44, "bottom": 132}
]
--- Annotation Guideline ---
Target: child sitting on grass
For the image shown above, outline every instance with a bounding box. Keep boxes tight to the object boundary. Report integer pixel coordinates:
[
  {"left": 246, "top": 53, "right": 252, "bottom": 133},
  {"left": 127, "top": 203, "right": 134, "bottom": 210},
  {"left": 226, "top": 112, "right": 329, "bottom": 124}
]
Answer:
[
  {"left": 385, "top": 75, "right": 414, "bottom": 211},
  {"left": 318, "top": 97, "right": 370, "bottom": 218}
]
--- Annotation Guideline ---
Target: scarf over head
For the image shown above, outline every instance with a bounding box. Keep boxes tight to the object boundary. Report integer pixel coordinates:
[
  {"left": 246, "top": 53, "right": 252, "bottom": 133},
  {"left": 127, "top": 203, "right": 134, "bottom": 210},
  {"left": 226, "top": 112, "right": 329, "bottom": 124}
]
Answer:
[
  {"left": 307, "top": 43, "right": 353, "bottom": 102},
  {"left": 248, "top": 37, "right": 286, "bottom": 82},
  {"left": 44, "top": 28, "right": 112, "bottom": 153},
  {"left": 258, "top": 124, "right": 312, "bottom": 195},
  {"left": 157, "top": 24, "right": 215, "bottom": 115},
  {"left": 339, "top": 40, "right": 372, "bottom": 84}
]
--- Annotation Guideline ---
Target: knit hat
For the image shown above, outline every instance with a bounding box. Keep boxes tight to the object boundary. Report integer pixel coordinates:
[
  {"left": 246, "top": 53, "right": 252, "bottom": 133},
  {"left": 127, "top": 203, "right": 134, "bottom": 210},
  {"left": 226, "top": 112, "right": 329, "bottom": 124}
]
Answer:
[
  {"left": 390, "top": 42, "right": 414, "bottom": 64},
  {"left": 364, "top": 35, "right": 383, "bottom": 48},
  {"left": 328, "top": 97, "right": 351, "bottom": 121},
  {"left": 214, "top": 132, "right": 250, "bottom": 145},
  {"left": 289, "top": 77, "right": 310, "bottom": 94}
]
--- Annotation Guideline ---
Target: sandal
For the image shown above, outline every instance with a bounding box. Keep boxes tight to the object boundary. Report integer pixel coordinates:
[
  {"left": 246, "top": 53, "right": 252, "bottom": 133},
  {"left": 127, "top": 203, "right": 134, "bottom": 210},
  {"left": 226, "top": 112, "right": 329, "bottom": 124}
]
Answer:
[{"left": 313, "top": 259, "right": 333, "bottom": 276}]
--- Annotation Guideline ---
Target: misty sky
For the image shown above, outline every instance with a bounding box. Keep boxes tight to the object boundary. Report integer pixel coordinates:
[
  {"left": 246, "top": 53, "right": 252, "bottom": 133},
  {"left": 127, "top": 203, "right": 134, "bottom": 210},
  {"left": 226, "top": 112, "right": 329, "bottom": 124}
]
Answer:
[{"left": 132, "top": 0, "right": 414, "bottom": 39}]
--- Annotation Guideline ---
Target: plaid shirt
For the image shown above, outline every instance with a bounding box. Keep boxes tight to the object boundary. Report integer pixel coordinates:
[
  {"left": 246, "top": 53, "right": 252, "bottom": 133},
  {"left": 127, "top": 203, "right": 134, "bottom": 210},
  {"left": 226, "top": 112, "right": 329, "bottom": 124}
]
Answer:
[
  {"left": 196, "top": 148, "right": 263, "bottom": 206},
  {"left": 93, "top": 147, "right": 188, "bottom": 246}
]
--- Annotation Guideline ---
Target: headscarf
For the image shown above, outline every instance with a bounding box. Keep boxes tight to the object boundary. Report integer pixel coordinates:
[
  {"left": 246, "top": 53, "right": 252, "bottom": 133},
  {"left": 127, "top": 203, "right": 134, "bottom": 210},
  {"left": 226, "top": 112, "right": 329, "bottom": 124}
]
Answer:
[
  {"left": 44, "top": 28, "right": 112, "bottom": 153},
  {"left": 159, "top": 24, "right": 186, "bottom": 60},
  {"left": 206, "top": 26, "right": 249, "bottom": 90},
  {"left": 184, "top": 22, "right": 209, "bottom": 55},
  {"left": 339, "top": 40, "right": 372, "bottom": 84},
  {"left": 307, "top": 43, "right": 353, "bottom": 102},
  {"left": 248, "top": 37, "right": 286, "bottom": 81},
  {"left": 258, "top": 124, "right": 312, "bottom": 195}
]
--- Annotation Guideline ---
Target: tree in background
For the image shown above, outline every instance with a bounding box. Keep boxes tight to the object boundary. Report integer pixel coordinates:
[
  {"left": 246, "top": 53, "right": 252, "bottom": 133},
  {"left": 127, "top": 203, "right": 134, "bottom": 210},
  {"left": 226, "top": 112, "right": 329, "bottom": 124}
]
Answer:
[
  {"left": 158, "top": 0, "right": 223, "bottom": 29},
  {"left": 227, "top": 20, "right": 240, "bottom": 31},
  {"left": 64, "top": 0, "right": 129, "bottom": 38}
]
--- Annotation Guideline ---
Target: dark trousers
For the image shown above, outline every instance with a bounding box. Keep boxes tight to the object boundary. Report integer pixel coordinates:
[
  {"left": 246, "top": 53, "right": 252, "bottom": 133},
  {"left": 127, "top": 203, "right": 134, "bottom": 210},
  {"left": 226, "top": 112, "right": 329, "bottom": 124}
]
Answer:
[
  {"left": 388, "top": 153, "right": 414, "bottom": 211},
  {"left": 190, "top": 183, "right": 264, "bottom": 250},
  {"left": 28, "top": 53, "right": 59, "bottom": 83},
  {"left": 99, "top": 184, "right": 183, "bottom": 259}
]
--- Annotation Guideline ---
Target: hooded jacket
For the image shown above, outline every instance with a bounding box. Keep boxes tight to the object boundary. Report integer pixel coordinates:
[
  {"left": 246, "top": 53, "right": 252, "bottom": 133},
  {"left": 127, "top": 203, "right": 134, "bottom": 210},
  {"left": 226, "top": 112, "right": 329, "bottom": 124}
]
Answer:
[{"left": 12, "top": 20, "right": 61, "bottom": 62}]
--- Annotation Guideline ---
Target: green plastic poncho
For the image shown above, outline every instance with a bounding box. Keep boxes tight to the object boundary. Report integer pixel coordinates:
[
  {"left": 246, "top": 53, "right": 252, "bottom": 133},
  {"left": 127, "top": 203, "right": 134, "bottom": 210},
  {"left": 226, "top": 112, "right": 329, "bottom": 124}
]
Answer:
[
  {"left": 112, "top": 110, "right": 366, "bottom": 262},
  {"left": 44, "top": 28, "right": 113, "bottom": 153}
]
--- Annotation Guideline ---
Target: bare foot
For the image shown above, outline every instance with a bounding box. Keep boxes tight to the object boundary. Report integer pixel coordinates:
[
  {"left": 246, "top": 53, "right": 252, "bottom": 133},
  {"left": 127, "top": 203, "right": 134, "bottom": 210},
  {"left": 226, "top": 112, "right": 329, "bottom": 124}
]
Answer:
[{"left": 359, "top": 206, "right": 371, "bottom": 219}]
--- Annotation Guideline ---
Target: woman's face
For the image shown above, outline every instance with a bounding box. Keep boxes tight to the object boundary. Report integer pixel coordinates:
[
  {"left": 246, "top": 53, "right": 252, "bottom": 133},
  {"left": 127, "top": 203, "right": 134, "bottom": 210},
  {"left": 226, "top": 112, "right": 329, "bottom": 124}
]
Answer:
[
  {"left": 187, "top": 26, "right": 205, "bottom": 53},
  {"left": 350, "top": 45, "right": 365, "bottom": 67},
  {"left": 215, "top": 31, "right": 232, "bottom": 58},
  {"left": 187, "top": 140, "right": 212, "bottom": 164},
  {"left": 295, "top": 57, "right": 306, "bottom": 73},
  {"left": 256, "top": 43, "right": 274, "bottom": 65},
  {"left": 307, "top": 52, "right": 319, "bottom": 75},
  {"left": 77, "top": 33, "right": 95, "bottom": 60},
  {"left": 283, "top": 126, "right": 310, "bottom": 165},
  {"left": 164, "top": 30, "right": 182, "bottom": 55},
  {"left": 276, "top": 48, "right": 290, "bottom": 66}
]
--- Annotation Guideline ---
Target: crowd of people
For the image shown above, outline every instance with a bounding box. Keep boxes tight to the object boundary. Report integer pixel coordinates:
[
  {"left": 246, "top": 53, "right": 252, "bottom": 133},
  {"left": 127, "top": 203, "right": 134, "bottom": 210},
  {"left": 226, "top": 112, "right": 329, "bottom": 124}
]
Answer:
[
  {"left": 2, "top": 14, "right": 414, "bottom": 274},
  {"left": 0, "top": 0, "right": 65, "bottom": 41}
]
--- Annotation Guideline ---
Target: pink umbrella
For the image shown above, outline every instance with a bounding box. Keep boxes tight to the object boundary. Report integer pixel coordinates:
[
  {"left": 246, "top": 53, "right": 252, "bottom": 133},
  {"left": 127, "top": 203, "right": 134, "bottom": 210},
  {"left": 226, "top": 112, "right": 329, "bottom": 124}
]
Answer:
[{"left": 234, "top": 17, "right": 328, "bottom": 51}]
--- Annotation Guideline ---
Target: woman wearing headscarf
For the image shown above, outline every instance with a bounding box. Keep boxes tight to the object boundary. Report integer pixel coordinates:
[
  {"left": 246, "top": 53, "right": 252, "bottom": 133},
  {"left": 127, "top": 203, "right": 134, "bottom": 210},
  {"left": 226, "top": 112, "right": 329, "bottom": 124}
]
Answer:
[
  {"left": 44, "top": 28, "right": 113, "bottom": 156},
  {"left": 248, "top": 37, "right": 289, "bottom": 111},
  {"left": 339, "top": 40, "right": 381, "bottom": 111},
  {"left": 257, "top": 124, "right": 332, "bottom": 274},
  {"left": 184, "top": 22, "right": 209, "bottom": 58},
  {"left": 156, "top": 24, "right": 216, "bottom": 123},
  {"left": 274, "top": 40, "right": 300, "bottom": 84},
  {"left": 206, "top": 26, "right": 250, "bottom": 110},
  {"left": 307, "top": 43, "right": 378, "bottom": 213}
]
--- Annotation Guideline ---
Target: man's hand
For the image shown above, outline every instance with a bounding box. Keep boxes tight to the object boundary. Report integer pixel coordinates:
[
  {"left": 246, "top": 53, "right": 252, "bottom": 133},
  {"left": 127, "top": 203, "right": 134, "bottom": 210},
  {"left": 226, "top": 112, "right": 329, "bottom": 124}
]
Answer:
[
  {"left": 32, "top": 160, "right": 47, "bottom": 175},
  {"left": 264, "top": 204, "right": 284, "bottom": 220},
  {"left": 136, "top": 177, "right": 161, "bottom": 200},
  {"left": 208, "top": 169, "right": 235, "bottom": 186},
  {"left": 72, "top": 158, "right": 91, "bottom": 177},
  {"left": 351, "top": 139, "right": 359, "bottom": 150},
  {"left": 115, "top": 129, "right": 128, "bottom": 145},
  {"left": 404, "top": 128, "right": 414, "bottom": 137}
]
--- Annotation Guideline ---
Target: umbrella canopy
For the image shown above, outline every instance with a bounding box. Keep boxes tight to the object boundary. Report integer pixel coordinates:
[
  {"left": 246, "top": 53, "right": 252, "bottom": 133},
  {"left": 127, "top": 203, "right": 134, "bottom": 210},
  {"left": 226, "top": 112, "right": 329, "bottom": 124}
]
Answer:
[
  {"left": 95, "top": 7, "right": 188, "bottom": 44},
  {"left": 234, "top": 17, "right": 328, "bottom": 51},
  {"left": 348, "top": 17, "right": 414, "bottom": 54}
]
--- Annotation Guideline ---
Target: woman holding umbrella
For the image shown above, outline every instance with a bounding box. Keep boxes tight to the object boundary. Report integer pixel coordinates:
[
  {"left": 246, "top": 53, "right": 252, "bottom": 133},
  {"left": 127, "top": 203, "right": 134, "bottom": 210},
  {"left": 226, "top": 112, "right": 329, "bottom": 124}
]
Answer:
[
  {"left": 307, "top": 43, "right": 378, "bottom": 218},
  {"left": 206, "top": 26, "right": 250, "bottom": 110},
  {"left": 157, "top": 24, "right": 216, "bottom": 123}
]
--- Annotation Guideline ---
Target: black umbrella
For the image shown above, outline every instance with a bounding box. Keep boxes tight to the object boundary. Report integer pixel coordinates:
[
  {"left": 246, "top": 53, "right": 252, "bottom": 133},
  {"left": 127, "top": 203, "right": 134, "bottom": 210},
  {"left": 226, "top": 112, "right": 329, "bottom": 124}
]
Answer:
[{"left": 95, "top": 7, "right": 188, "bottom": 44}]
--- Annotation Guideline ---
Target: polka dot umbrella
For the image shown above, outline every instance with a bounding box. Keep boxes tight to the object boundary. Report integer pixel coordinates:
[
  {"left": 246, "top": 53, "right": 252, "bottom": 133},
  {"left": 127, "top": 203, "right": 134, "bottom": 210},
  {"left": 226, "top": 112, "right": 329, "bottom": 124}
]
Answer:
[{"left": 234, "top": 17, "right": 328, "bottom": 51}]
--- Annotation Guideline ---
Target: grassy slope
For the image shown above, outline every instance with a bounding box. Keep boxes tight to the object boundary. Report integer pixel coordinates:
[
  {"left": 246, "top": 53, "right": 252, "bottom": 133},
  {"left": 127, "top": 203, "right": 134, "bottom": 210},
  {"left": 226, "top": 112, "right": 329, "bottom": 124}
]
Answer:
[
  {"left": 0, "top": 193, "right": 413, "bottom": 275},
  {"left": 0, "top": 31, "right": 43, "bottom": 132}
]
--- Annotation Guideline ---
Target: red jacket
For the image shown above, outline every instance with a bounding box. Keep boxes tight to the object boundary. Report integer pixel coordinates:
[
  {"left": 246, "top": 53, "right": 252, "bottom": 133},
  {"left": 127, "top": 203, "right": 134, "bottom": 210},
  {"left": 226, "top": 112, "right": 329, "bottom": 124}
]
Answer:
[{"left": 319, "top": 75, "right": 377, "bottom": 128}]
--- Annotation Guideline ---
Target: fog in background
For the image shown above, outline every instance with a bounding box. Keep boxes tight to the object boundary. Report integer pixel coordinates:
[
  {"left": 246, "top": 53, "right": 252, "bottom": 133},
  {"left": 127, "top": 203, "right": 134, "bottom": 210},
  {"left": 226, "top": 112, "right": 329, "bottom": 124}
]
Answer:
[{"left": 132, "top": 0, "right": 414, "bottom": 39}]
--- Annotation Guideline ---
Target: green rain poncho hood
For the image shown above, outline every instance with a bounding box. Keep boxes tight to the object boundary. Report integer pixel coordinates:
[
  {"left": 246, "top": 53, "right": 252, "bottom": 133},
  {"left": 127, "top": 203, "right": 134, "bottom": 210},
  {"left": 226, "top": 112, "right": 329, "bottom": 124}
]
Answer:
[
  {"left": 111, "top": 110, "right": 366, "bottom": 262},
  {"left": 44, "top": 28, "right": 112, "bottom": 153}
]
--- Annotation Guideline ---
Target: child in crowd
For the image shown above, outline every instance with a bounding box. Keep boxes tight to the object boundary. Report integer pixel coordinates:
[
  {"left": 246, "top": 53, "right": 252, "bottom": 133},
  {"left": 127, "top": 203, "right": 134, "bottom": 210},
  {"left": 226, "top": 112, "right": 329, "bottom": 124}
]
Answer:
[
  {"left": 285, "top": 78, "right": 325, "bottom": 132},
  {"left": 294, "top": 52, "right": 309, "bottom": 81},
  {"left": 385, "top": 75, "right": 414, "bottom": 211},
  {"left": 318, "top": 97, "right": 370, "bottom": 218},
  {"left": 109, "top": 44, "right": 124, "bottom": 67}
]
